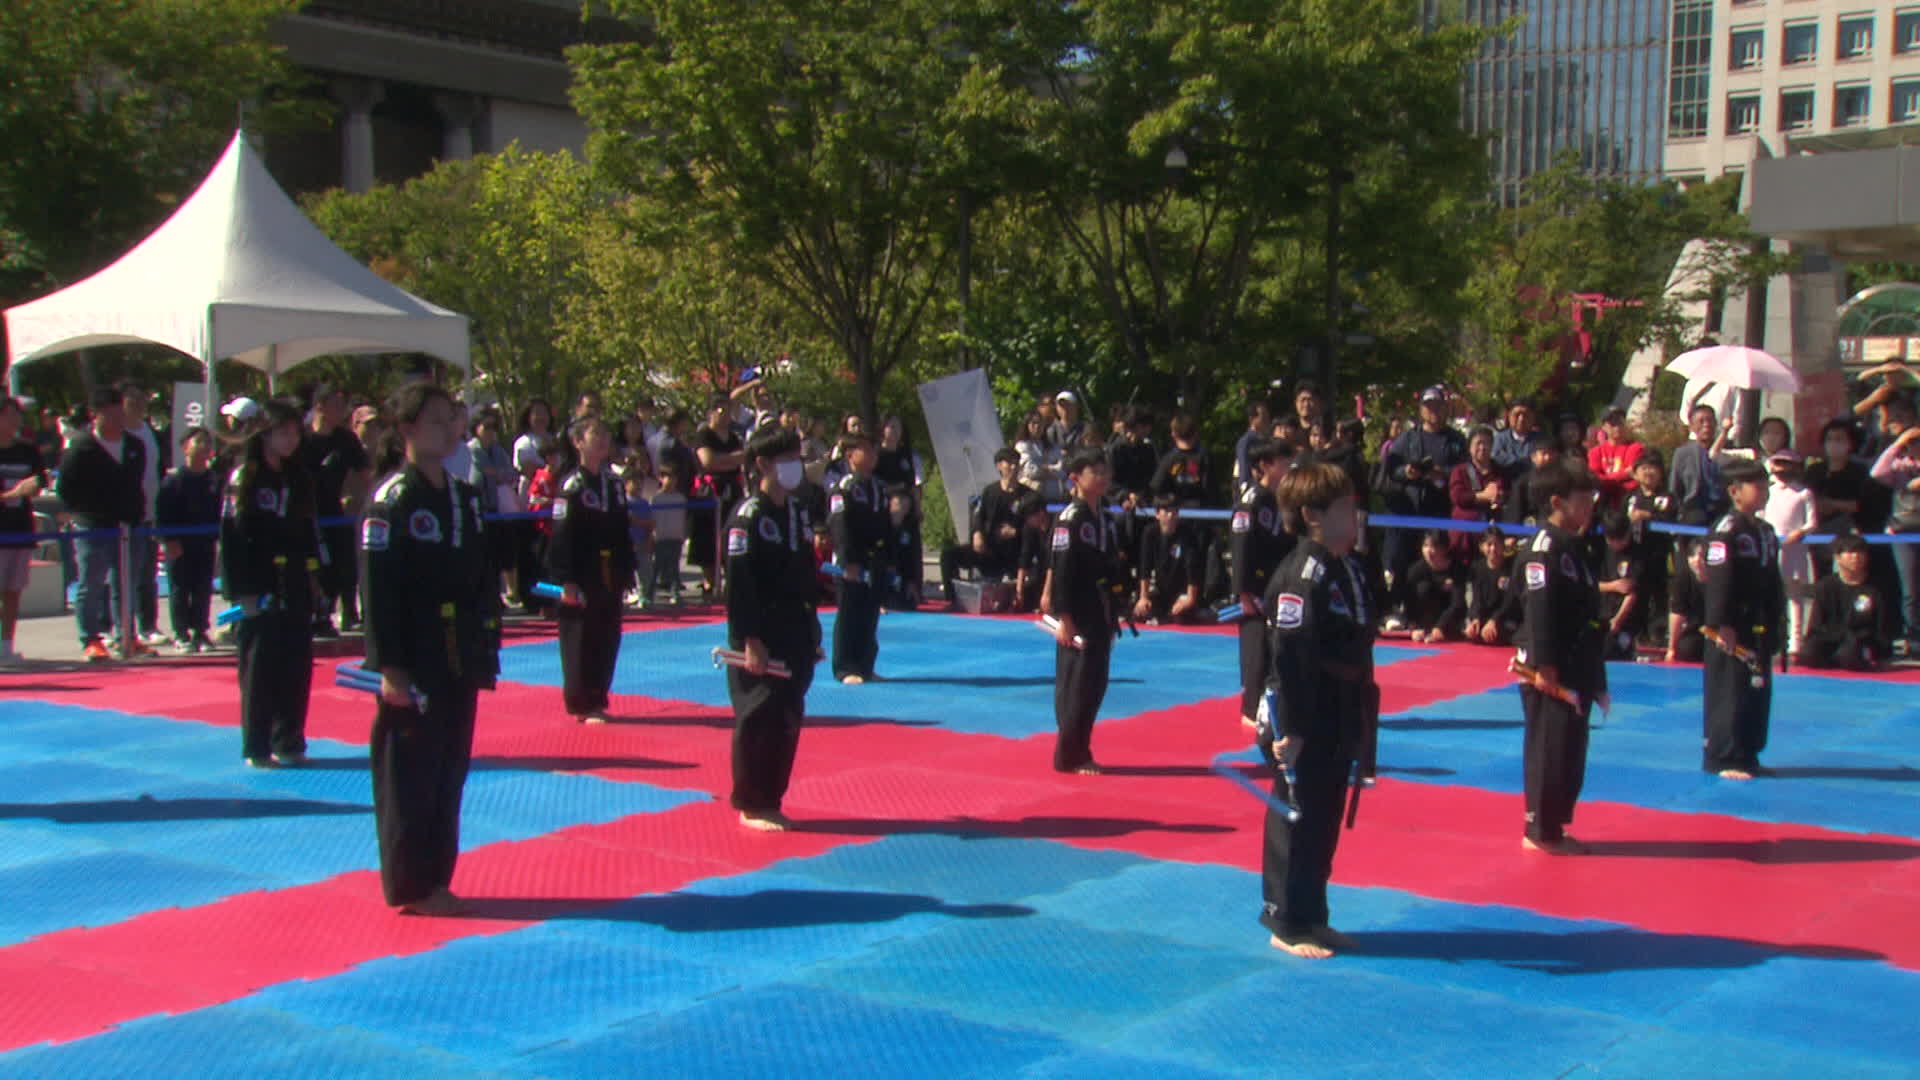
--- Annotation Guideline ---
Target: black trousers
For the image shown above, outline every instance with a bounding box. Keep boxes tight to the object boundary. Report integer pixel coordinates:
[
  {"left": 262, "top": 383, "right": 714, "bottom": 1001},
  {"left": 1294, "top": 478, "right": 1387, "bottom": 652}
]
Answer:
[
  {"left": 1672, "top": 631, "right": 1704, "bottom": 663},
  {"left": 236, "top": 607, "right": 312, "bottom": 760},
  {"left": 1237, "top": 617, "right": 1267, "bottom": 721},
  {"left": 1800, "top": 632, "right": 1880, "bottom": 671},
  {"left": 1259, "top": 735, "right": 1352, "bottom": 936},
  {"left": 1703, "top": 645, "right": 1771, "bottom": 772},
  {"left": 1521, "top": 685, "right": 1590, "bottom": 843},
  {"left": 167, "top": 545, "right": 215, "bottom": 638},
  {"left": 1053, "top": 635, "right": 1112, "bottom": 771},
  {"left": 370, "top": 685, "right": 479, "bottom": 906},
  {"left": 557, "top": 589, "right": 623, "bottom": 715},
  {"left": 728, "top": 658, "right": 815, "bottom": 813},
  {"left": 939, "top": 544, "right": 1009, "bottom": 602},
  {"left": 317, "top": 525, "right": 358, "bottom": 620},
  {"left": 514, "top": 520, "right": 546, "bottom": 607},
  {"left": 832, "top": 578, "right": 881, "bottom": 679}
]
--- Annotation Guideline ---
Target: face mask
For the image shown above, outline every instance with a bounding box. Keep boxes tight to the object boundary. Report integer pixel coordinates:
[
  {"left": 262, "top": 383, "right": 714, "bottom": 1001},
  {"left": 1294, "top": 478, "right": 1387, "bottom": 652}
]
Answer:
[{"left": 774, "top": 459, "right": 805, "bottom": 491}]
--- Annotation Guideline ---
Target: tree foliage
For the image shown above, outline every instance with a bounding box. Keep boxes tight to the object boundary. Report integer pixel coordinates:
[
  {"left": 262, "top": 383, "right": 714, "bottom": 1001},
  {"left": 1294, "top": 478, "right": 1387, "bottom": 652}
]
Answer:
[{"left": 0, "top": 0, "right": 314, "bottom": 306}]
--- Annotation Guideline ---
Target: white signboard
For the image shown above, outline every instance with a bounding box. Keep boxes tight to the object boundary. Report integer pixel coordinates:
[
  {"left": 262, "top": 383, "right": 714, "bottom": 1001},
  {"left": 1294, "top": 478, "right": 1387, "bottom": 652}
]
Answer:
[{"left": 917, "top": 368, "right": 1004, "bottom": 542}]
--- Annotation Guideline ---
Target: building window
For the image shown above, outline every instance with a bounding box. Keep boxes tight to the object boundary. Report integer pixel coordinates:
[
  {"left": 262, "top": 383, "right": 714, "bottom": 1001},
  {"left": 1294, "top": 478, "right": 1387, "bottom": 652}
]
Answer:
[
  {"left": 1835, "top": 83, "right": 1872, "bottom": 126},
  {"left": 1898, "top": 10, "right": 1920, "bottom": 53},
  {"left": 1670, "top": 0, "right": 1715, "bottom": 139},
  {"left": 1730, "top": 27, "right": 1765, "bottom": 69},
  {"left": 1784, "top": 22, "right": 1819, "bottom": 64},
  {"left": 1780, "top": 87, "right": 1816, "bottom": 131},
  {"left": 1893, "top": 80, "right": 1920, "bottom": 122},
  {"left": 1839, "top": 16, "right": 1874, "bottom": 59},
  {"left": 1727, "top": 95, "right": 1762, "bottom": 133}
]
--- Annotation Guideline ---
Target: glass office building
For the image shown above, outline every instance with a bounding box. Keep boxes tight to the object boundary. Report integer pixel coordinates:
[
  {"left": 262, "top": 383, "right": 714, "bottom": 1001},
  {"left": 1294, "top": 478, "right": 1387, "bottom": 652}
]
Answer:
[{"left": 1455, "top": 0, "right": 1671, "bottom": 204}]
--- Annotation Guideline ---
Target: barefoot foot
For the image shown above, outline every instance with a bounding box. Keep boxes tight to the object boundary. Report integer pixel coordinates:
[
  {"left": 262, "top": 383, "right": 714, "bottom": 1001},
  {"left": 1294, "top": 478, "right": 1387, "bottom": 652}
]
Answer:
[{"left": 1271, "top": 932, "right": 1335, "bottom": 959}]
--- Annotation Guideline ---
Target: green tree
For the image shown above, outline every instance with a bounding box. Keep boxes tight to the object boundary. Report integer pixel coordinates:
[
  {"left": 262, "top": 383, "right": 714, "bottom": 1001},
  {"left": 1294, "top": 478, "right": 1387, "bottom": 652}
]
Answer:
[
  {"left": 0, "top": 0, "right": 314, "bottom": 306},
  {"left": 304, "top": 146, "right": 600, "bottom": 418},
  {"left": 571, "top": 0, "right": 1030, "bottom": 426},
  {"left": 1451, "top": 154, "right": 1787, "bottom": 417}
]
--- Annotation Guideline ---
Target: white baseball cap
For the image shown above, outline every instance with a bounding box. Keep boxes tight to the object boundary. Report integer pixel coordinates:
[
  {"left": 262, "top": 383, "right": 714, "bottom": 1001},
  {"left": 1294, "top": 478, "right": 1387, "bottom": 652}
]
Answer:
[{"left": 220, "top": 396, "right": 261, "bottom": 422}]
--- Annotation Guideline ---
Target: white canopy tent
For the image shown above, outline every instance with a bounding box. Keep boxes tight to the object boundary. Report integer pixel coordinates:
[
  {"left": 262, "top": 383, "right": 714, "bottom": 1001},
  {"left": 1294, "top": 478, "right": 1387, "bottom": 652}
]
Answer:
[{"left": 4, "top": 130, "right": 468, "bottom": 404}]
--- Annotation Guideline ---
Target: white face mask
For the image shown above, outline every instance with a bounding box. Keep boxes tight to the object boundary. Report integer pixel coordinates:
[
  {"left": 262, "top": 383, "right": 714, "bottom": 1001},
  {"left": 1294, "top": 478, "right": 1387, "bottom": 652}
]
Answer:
[{"left": 774, "top": 459, "right": 805, "bottom": 491}]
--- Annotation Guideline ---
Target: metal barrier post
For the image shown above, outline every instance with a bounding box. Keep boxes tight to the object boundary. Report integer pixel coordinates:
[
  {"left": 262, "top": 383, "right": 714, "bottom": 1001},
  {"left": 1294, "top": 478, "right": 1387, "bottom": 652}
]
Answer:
[
  {"left": 713, "top": 501, "right": 725, "bottom": 598},
  {"left": 116, "top": 524, "right": 135, "bottom": 660}
]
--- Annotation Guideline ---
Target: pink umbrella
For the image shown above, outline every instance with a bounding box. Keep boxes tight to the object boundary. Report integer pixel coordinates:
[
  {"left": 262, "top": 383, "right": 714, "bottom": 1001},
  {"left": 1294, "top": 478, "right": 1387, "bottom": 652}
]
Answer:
[{"left": 1665, "top": 345, "right": 1801, "bottom": 392}]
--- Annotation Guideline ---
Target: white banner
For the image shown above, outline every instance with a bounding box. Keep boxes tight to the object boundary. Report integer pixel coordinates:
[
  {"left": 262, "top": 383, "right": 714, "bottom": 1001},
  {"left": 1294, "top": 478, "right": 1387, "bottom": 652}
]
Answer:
[
  {"left": 917, "top": 368, "right": 1004, "bottom": 542},
  {"left": 172, "top": 381, "right": 208, "bottom": 442}
]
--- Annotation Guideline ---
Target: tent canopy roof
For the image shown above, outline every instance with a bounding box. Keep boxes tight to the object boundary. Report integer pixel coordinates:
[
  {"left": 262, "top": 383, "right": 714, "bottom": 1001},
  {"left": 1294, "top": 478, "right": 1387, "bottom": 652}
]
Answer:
[{"left": 4, "top": 131, "right": 468, "bottom": 378}]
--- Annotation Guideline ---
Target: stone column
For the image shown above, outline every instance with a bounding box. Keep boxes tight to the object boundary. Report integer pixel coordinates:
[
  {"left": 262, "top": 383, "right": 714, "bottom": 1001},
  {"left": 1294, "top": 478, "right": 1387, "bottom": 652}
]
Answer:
[
  {"left": 331, "top": 77, "right": 385, "bottom": 193},
  {"left": 434, "top": 94, "right": 485, "bottom": 161}
]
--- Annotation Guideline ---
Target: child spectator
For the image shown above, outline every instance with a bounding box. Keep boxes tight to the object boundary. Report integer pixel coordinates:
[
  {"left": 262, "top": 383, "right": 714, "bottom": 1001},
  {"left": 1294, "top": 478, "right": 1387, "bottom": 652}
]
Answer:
[
  {"left": 1404, "top": 528, "right": 1466, "bottom": 643},
  {"left": 624, "top": 468, "right": 656, "bottom": 609},
  {"left": 0, "top": 396, "right": 49, "bottom": 662},
  {"left": 1800, "top": 534, "right": 1893, "bottom": 670},
  {"left": 650, "top": 461, "right": 689, "bottom": 605},
  {"left": 1597, "top": 512, "right": 1646, "bottom": 660},
  {"left": 1133, "top": 494, "right": 1205, "bottom": 624},
  {"left": 155, "top": 426, "right": 222, "bottom": 652},
  {"left": 1012, "top": 495, "right": 1051, "bottom": 613},
  {"left": 884, "top": 486, "right": 923, "bottom": 610},
  {"left": 1624, "top": 450, "right": 1676, "bottom": 642},
  {"left": 1763, "top": 449, "right": 1817, "bottom": 660},
  {"left": 1464, "top": 526, "right": 1519, "bottom": 645},
  {"left": 1665, "top": 539, "right": 1709, "bottom": 663}
]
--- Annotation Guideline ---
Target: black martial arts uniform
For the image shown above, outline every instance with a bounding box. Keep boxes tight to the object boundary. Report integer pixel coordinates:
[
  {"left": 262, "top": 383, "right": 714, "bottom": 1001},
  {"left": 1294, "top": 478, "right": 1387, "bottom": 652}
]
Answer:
[
  {"left": 1668, "top": 566, "right": 1707, "bottom": 662},
  {"left": 1515, "top": 524, "right": 1606, "bottom": 846},
  {"left": 828, "top": 472, "right": 889, "bottom": 680},
  {"left": 548, "top": 466, "right": 635, "bottom": 718},
  {"left": 1230, "top": 484, "right": 1295, "bottom": 721},
  {"left": 1466, "top": 553, "right": 1520, "bottom": 643},
  {"left": 1625, "top": 489, "right": 1677, "bottom": 638},
  {"left": 361, "top": 465, "right": 501, "bottom": 907},
  {"left": 1702, "top": 511, "right": 1783, "bottom": 773},
  {"left": 1598, "top": 544, "right": 1647, "bottom": 660},
  {"left": 1050, "top": 497, "right": 1123, "bottom": 771},
  {"left": 725, "top": 493, "right": 822, "bottom": 815},
  {"left": 302, "top": 424, "right": 369, "bottom": 629},
  {"left": 156, "top": 464, "right": 220, "bottom": 644},
  {"left": 1258, "top": 541, "right": 1374, "bottom": 941},
  {"left": 1137, "top": 518, "right": 1205, "bottom": 623},
  {"left": 1799, "top": 572, "right": 1893, "bottom": 670},
  {"left": 940, "top": 478, "right": 1030, "bottom": 602},
  {"left": 1015, "top": 521, "right": 1049, "bottom": 611},
  {"left": 220, "top": 462, "right": 319, "bottom": 764},
  {"left": 1403, "top": 557, "right": 1467, "bottom": 639}
]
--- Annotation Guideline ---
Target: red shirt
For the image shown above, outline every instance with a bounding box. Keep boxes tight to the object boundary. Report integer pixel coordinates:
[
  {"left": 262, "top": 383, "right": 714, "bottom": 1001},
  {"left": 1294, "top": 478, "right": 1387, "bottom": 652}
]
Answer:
[
  {"left": 1588, "top": 439, "right": 1644, "bottom": 502},
  {"left": 528, "top": 467, "right": 559, "bottom": 535}
]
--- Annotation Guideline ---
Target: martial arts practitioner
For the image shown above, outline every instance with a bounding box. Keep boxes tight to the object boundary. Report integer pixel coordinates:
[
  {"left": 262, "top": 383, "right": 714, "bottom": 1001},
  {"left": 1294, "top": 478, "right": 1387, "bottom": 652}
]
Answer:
[
  {"left": 1231, "top": 438, "right": 1297, "bottom": 728},
  {"left": 725, "top": 426, "right": 822, "bottom": 830},
  {"left": 220, "top": 399, "right": 319, "bottom": 769},
  {"left": 828, "top": 431, "right": 889, "bottom": 684},
  {"left": 361, "top": 383, "right": 502, "bottom": 916},
  {"left": 1256, "top": 462, "right": 1373, "bottom": 958},
  {"left": 1799, "top": 533, "right": 1892, "bottom": 671},
  {"left": 1133, "top": 494, "right": 1205, "bottom": 625},
  {"left": 1703, "top": 460, "right": 1784, "bottom": 780},
  {"left": 1513, "top": 461, "right": 1607, "bottom": 854},
  {"left": 1050, "top": 449, "right": 1124, "bottom": 774},
  {"left": 549, "top": 416, "right": 635, "bottom": 723}
]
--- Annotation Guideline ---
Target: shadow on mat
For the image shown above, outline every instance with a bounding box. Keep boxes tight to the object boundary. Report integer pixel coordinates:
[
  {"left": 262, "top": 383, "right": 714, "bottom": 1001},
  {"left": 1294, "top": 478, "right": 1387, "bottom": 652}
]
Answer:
[
  {"left": 0, "top": 682, "right": 102, "bottom": 693},
  {"left": 292, "top": 755, "right": 698, "bottom": 773},
  {"left": 607, "top": 714, "right": 940, "bottom": 729},
  {"left": 459, "top": 888, "right": 1035, "bottom": 928},
  {"left": 1107, "top": 763, "right": 1459, "bottom": 780},
  {"left": 793, "top": 815, "right": 1233, "bottom": 840},
  {"left": 1345, "top": 927, "right": 1885, "bottom": 974},
  {"left": 1578, "top": 837, "right": 1920, "bottom": 864},
  {"left": 1381, "top": 717, "right": 1523, "bottom": 731},
  {"left": 1765, "top": 766, "right": 1920, "bottom": 782},
  {"left": 0, "top": 795, "right": 369, "bottom": 823},
  {"left": 873, "top": 676, "right": 1144, "bottom": 688}
]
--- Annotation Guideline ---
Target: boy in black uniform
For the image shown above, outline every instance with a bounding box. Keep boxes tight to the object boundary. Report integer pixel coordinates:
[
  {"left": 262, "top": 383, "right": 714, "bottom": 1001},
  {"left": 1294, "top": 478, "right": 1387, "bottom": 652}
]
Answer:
[
  {"left": 1624, "top": 452, "right": 1675, "bottom": 641},
  {"left": 1665, "top": 539, "right": 1709, "bottom": 663},
  {"left": 360, "top": 384, "right": 502, "bottom": 916},
  {"left": 1012, "top": 495, "right": 1051, "bottom": 612},
  {"left": 1403, "top": 529, "right": 1467, "bottom": 643},
  {"left": 1257, "top": 462, "right": 1373, "bottom": 959},
  {"left": 221, "top": 399, "right": 321, "bottom": 769},
  {"left": 1702, "top": 460, "right": 1784, "bottom": 780},
  {"left": 1800, "top": 534, "right": 1892, "bottom": 670},
  {"left": 549, "top": 416, "right": 635, "bottom": 723},
  {"left": 302, "top": 383, "right": 370, "bottom": 636},
  {"left": 1049, "top": 449, "right": 1125, "bottom": 773},
  {"left": 1133, "top": 494, "right": 1205, "bottom": 624},
  {"left": 1597, "top": 512, "right": 1646, "bottom": 660},
  {"left": 1231, "top": 438, "right": 1297, "bottom": 727},
  {"left": 1514, "top": 461, "right": 1606, "bottom": 855},
  {"left": 940, "top": 448, "right": 1030, "bottom": 604},
  {"left": 1464, "top": 526, "right": 1519, "bottom": 646},
  {"left": 829, "top": 432, "right": 889, "bottom": 684},
  {"left": 724, "top": 426, "right": 822, "bottom": 831}
]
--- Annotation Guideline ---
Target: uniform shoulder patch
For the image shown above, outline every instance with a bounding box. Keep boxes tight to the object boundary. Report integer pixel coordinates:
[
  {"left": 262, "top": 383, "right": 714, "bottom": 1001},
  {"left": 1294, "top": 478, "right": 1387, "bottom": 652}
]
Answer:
[
  {"left": 1079, "top": 522, "right": 1096, "bottom": 545},
  {"left": 408, "top": 508, "right": 443, "bottom": 542},
  {"left": 580, "top": 486, "right": 602, "bottom": 511},
  {"left": 829, "top": 492, "right": 846, "bottom": 515},
  {"left": 1051, "top": 526, "right": 1070, "bottom": 551},
  {"left": 1525, "top": 561, "right": 1547, "bottom": 590},
  {"left": 361, "top": 516, "right": 390, "bottom": 551},
  {"left": 727, "top": 527, "right": 749, "bottom": 556},
  {"left": 1706, "top": 540, "right": 1728, "bottom": 566},
  {"left": 1230, "top": 510, "right": 1251, "bottom": 534},
  {"left": 1273, "top": 592, "right": 1306, "bottom": 629}
]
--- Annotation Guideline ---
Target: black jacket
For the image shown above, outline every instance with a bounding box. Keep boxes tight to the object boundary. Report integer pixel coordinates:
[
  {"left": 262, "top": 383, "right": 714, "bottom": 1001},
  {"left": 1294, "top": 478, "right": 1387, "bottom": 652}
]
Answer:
[
  {"left": 219, "top": 462, "right": 320, "bottom": 613},
  {"left": 359, "top": 466, "right": 501, "bottom": 695},
  {"left": 1048, "top": 497, "right": 1123, "bottom": 640},
  {"left": 1261, "top": 540, "right": 1375, "bottom": 749},
  {"left": 1517, "top": 524, "right": 1608, "bottom": 696},
  {"left": 56, "top": 429, "right": 147, "bottom": 528},
  {"left": 725, "top": 493, "right": 822, "bottom": 664},
  {"left": 548, "top": 466, "right": 637, "bottom": 596},
  {"left": 1704, "top": 510, "right": 1786, "bottom": 653},
  {"left": 156, "top": 467, "right": 222, "bottom": 553},
  {"left": 1229, "top": 485, "right": 1296, "bottom": 607}
]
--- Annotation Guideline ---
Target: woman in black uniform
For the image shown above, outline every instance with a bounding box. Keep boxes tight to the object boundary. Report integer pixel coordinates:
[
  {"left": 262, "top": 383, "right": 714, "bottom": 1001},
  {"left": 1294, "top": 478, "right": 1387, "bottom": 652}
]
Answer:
[
  {"left": 220, "top": 399, "right": 320, "bottom": 768},
  {"left": 549, "top": 415, "right": 635, "bottom": 722}
]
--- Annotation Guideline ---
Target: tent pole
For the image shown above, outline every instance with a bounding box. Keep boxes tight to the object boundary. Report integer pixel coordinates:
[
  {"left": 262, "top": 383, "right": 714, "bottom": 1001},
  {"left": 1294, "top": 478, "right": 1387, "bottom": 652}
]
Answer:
[{"left": 266, "top": 344, "right": 277, "bottom": 396}]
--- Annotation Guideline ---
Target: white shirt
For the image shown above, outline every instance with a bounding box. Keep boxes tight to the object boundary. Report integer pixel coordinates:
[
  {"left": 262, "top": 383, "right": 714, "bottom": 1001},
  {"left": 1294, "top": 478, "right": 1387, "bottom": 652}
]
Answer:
[{"left": 1763, "top": 478, "right": 1816, "bottom": 584}]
